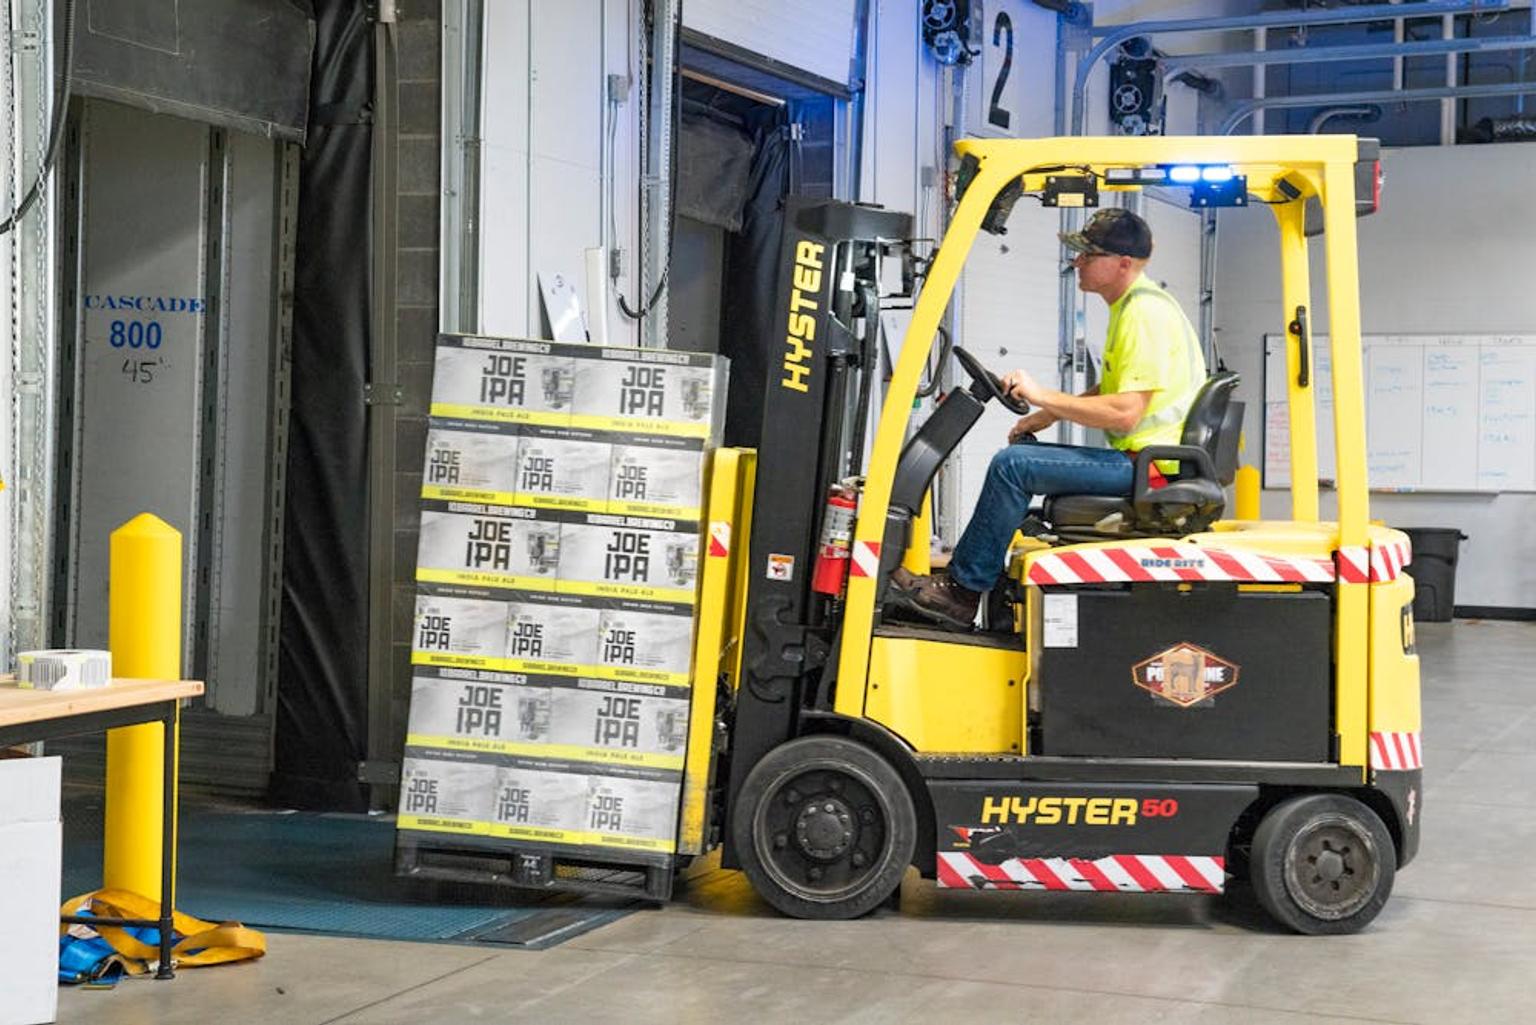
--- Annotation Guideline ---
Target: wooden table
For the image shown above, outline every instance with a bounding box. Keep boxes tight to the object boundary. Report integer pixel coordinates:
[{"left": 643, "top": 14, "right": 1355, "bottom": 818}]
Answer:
[{"left": 0, "top": 678, "right": 203, "bottom": 979}]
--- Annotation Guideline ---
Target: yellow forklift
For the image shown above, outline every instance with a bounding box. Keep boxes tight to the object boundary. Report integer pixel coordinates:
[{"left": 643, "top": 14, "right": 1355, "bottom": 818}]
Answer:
[
  {"left": 680, "top": 134, "right": 1420, "bottom": 936},
  {"left": 398, "top": 135, "right": 1420, "bottom": 936}
]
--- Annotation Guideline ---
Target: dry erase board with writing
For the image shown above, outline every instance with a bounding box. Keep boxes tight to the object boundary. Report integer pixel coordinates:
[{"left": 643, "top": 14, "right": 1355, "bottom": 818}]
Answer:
[{"left": 1263, "top": 333, "right": 1536, "bottom": 492}]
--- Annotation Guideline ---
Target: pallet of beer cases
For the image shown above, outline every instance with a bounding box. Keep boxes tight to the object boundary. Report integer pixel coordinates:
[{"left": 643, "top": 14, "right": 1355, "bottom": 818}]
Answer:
[{"left": 395, "top": 334, "right": 726, "bottom": 897}]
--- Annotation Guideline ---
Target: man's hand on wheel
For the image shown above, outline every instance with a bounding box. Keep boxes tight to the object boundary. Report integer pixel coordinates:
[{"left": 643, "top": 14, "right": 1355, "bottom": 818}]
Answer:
[
  {"left": 1009, "top": 410, "right": 1056, "bottom": 443},
  {"left": 999, "top": 368, "right": 1042, "bottom": 405}
]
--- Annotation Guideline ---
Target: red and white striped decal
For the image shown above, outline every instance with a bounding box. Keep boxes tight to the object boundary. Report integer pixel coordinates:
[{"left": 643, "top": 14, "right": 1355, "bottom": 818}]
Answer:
[
  {"left": 936, "top": 852, "right": 1225, "bottom": 894},
  {"left": 1335, "top": 538, "right": 1412, "bottom": 584},
  {"left": 850, "top": 540, "right": 881, "bottom": 578},
  {"left": 1376, "top": 537, "right": 1412, "bottom": 580},
  {"left": 1369, "top": 730, "right": 1423, "bottom": 771},
  {"left": 1026, "top": 543, "right": 1334, "bottom": 586},
  {"left": 707, "top": 522, "right": 731, "bottom": 558}
]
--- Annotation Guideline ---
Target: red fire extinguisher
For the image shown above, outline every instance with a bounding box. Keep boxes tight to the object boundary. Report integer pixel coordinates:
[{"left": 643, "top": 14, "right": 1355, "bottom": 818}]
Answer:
[{"left": 811, "top": 484, "right": 858, "bottom": 596}]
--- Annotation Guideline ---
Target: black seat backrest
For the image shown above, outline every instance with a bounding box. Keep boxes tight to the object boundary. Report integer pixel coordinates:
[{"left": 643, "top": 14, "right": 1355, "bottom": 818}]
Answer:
[{"left": 1178, "top": 371, "right": 1242, "bottom": 485}]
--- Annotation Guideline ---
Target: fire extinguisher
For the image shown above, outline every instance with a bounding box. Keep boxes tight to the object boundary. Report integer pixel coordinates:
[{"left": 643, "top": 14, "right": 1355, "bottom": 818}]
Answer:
[{"left": 811, "top": 483, "right": 858, "bottom": 596}]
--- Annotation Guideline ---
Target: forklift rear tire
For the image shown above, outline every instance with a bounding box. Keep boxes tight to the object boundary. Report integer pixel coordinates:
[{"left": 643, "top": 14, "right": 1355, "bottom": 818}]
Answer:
[
  {"left": 733, "top": 735, "right": 917, "bottom": 920},
  {"left": 1250, "top": 793, "right": 1396, "bottom": 935}
]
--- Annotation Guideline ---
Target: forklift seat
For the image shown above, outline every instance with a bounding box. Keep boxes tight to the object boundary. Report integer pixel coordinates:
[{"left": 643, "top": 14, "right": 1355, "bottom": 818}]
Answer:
[{"left": 1040, "top": 372, "right": 1243, "bottom": 541}]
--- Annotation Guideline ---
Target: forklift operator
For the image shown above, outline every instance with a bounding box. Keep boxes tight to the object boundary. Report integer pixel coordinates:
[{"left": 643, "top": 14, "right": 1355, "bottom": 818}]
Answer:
[{"left": 893, "top": 208, "right": 1206, "bottom": 628}]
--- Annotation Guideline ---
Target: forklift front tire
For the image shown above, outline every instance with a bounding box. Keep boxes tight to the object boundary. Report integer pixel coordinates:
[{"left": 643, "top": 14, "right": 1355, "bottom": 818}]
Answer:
[
  {"left": 733, "top": 735, "right": 917, "bottom": 920},
  {"left": 1250, "top": 793, "right": 1396, "bottom": 935}
]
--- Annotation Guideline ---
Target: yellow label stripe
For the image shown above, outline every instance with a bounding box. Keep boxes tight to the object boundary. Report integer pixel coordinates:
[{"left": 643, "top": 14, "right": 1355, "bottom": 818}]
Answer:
[
  {"left": 520, "top": 493, "right": 606, "bottom": 513},
  {"left": 422, "top": 485, "right": 519, "bottom": 505},
  {"left": 567, "top": 412, "right": 709, "bottom": 439},
  {"left": 555, "top": 579, "right": 696, "bottom": 604},
  {"left": 430, "top": 402, "right": 559, "bottom": 426},
  {"left": 410, "top": 650, "right": 690, "bottom": 688},
  {"left": 407, "top": 733, "right": 684, "bottom": 772},
  {"left": 607, "top": 500, "right": 702, "bottom": 520},
  {"left": 399, "top": 815, "right": 675, "bottom": 854},
  {"left": 398, "top": 814, "right": 490, "bottom": 835},
  {"left": 416, "top": 567, "right": 560, "bottom": 592},
  {"left": 421, "top": 490, "right": 699, "bottom": 520},
  {"left": 416, "top": 568, "right": 693, "bottom": 606},
  {"left": 410, "top": 652, "right": 506, "bottom": 670},
  {"left": 430, "top": 403, "right": 709, "bottom": 440}
]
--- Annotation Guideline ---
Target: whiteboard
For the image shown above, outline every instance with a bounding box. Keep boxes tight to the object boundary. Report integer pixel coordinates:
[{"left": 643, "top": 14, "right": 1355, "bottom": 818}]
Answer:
[{"left": 1264, "top": 334, "right": 1536, "bottom": 493}]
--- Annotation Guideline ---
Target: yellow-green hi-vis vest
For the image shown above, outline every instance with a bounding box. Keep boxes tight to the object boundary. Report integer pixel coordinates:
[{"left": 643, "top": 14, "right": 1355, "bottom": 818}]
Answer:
[{"left": 1100, "top": 272, "right": 1207, "bottom": 454}]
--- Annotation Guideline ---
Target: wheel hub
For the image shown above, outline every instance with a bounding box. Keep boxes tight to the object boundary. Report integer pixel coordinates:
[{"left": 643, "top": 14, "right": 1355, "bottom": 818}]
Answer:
[
  {"left": 1314, "top": 847, "right": 1346, "bottom": 883},
  {"left": 1287, "top": 819, "right": 1377, "bottom": 920},
  {"left": 795, "top": 797, "right": 856, "bottom": 860}
]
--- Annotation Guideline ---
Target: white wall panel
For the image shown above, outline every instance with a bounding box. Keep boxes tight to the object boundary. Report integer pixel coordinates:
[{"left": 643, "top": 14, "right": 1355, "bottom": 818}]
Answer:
[
  {"left": 528, "top": 154, "right": 602, "bottom": 327},
  {"left": 214, "top": 130, "right": 281, "bottom": 715},
  {"left": 481, "top": 2, "right": 531, "bottom": 158},
  {"left": 479, "top": 141, "right": 531, "bottom": 334},
  {"left": 479, "top": 2, "right": 532, "bottom": 334},
  {"left": 529, "top": 3, "right": 602, "bottom": 170},
  {"left": 475, "top": 1, "right": 639, "bottom": 345},
  {"left": 861, "top": 0, "right": 922, "bottom": 214},
  {"left": 1216, "top": 144, "right": 1536, "bottom": 609},
  {"left": 684, "top": 0, "right": 856, "bottom": 87}
]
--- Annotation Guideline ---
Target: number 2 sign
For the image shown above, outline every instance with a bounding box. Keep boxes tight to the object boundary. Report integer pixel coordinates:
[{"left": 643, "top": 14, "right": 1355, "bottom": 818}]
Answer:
[{"left": 972, "top": 0, "right": 1052, "bottom": 139}]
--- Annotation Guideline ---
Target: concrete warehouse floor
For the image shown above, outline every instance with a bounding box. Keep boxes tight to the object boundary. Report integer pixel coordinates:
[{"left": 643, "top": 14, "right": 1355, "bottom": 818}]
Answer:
[{"left": 56, "top": 619, "right": 1536, "bottom": 1025}]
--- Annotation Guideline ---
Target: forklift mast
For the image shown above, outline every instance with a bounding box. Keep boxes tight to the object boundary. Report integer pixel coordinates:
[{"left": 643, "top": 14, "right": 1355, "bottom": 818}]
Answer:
[{"left": 723, "top": 199, "right": 912, "bottom": 855}]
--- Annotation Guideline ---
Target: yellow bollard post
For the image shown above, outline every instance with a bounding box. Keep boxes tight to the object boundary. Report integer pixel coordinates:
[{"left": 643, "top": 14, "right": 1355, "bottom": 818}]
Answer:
[
  {"left": 105, "top": 513, "right": 182, "bottom": 902},
  {"left": 1235, "top": 464, "right": 1261, "bottom": 521}
]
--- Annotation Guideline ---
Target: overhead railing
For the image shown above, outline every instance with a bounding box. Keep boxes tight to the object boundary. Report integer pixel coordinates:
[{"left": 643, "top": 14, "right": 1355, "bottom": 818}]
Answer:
[
  {"left": 1069, "top": 0, "right": 1512, "bottom": 137},
  {"left": 1162, "top": 32, "right": 1536, "bottom": 83},
  {"left": 1219, "top": 80, "right": 1536, "bottom": 135},
  {"left": 1046, "top": 0, "right": 1519, "bottom": 436}
]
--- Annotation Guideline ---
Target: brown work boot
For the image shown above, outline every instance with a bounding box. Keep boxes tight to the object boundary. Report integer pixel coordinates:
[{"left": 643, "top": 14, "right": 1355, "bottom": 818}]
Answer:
[{"left": 889, "top": 571, "right": 981, "bottom": 630}]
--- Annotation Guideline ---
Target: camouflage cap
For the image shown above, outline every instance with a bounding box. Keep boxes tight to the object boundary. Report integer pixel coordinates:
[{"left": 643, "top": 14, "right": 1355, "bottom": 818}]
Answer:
[{"left": 1059, "top": 207, "right": 1154, "bottom": 259}]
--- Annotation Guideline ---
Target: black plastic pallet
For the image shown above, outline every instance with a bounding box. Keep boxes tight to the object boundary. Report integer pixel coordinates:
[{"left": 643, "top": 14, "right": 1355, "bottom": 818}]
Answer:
[{"left": 396, "top": 832, "right": 675, "bottom": 901}]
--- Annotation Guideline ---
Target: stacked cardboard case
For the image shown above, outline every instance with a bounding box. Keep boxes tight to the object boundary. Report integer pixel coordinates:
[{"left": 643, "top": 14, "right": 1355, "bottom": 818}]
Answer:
[{"left": 397, "top": 334, "right": 726, "bottom": 867}]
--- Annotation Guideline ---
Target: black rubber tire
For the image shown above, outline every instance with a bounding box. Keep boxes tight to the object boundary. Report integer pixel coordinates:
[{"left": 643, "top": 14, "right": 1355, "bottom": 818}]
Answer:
[
  {"left": 732, "top": 735, "right": 917, "bottom": 920},
  {"left": 1250, "top": 793, "right": 1396, "bottom": 935}
]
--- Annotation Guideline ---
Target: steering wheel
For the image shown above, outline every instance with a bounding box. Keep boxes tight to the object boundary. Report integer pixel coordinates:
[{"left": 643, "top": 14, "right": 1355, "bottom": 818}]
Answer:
[{"left": 953, "top": 346, "right": 1031, "bottom": 416}]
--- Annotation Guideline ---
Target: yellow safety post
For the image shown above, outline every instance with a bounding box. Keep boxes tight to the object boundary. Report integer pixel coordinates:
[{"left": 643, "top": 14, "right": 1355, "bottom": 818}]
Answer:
[
  {"left": 901, "top": 492, "right": 933, "bottom": 575},
  {"left": 1234, "top": 465, "right": 1261, "bottom": 521},
  {"left": 105, "top": 513, "right": 182, "bottom": 902}
]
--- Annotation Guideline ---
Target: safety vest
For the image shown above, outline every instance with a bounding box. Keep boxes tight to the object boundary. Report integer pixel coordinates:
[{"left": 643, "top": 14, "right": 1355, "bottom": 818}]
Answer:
[{"left": 1101, "top": 274, "right": 1206, "bottom": 453}]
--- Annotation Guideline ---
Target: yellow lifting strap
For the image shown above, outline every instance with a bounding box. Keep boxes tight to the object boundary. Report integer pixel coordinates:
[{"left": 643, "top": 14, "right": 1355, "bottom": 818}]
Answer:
[{"left": 61, "top": 888, "right": 267, "bottom": 970}]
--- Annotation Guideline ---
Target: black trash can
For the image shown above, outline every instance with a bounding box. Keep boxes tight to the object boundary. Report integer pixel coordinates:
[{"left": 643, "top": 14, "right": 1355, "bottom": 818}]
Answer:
[{"left": 1399, "top": 527, "right": 1467, "bottom": 622}]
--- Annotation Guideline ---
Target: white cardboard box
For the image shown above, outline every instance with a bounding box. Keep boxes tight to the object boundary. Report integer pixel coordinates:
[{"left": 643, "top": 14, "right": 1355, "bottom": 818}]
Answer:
[{"left": 0, "top": 756, "right": 61, "bottom": 1025}]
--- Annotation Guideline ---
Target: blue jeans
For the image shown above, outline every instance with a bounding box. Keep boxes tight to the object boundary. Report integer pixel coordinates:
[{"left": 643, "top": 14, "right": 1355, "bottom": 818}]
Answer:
[{"left": 947, "top": 442, "right": 1134, "bottom": 592}]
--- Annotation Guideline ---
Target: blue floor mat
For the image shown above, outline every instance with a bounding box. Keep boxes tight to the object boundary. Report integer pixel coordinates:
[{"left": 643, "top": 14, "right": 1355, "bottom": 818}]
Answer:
[{"left": 61, "top": 794, "right": 636, "bottom": 948}]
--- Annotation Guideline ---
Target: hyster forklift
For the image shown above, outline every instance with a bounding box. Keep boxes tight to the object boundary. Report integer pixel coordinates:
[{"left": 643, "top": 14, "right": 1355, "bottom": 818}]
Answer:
[{"left": 683, "top": 134, "right": 1420, "bottom": 936}]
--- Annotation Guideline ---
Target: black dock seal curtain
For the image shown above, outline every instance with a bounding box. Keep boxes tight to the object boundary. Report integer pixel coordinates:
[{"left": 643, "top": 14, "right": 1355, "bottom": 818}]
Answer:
[
  {"left": 274, "top": 0, "right": 373, "bottom": 811},
  {"left": 719, "top": 111, "right": 796, "bottom": 448}
]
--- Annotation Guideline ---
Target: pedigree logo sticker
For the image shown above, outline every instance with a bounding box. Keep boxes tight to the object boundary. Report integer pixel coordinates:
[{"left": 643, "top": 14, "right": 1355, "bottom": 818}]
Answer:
[{"left": 1132, "top": 643, "right": 1239, "bottom": 708}]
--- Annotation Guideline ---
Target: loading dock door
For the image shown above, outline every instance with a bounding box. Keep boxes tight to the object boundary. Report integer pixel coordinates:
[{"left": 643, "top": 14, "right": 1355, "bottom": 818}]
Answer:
[{"left": 57, "top": 99, "right": 289, "bottom": 793}]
